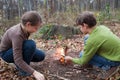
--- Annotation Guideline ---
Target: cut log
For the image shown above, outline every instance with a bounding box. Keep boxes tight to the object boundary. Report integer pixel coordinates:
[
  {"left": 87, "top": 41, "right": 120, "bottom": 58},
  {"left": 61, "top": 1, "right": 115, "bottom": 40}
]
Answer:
[{"left": 41, "top": 25, "right": 82, "bottom": 40}]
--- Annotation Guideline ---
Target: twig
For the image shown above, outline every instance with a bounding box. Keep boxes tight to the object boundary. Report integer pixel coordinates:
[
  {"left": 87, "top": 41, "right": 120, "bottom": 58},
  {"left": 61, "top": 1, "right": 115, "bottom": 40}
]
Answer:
[{"left": 49, "top": 74, "right": 70, "bottom": 80}]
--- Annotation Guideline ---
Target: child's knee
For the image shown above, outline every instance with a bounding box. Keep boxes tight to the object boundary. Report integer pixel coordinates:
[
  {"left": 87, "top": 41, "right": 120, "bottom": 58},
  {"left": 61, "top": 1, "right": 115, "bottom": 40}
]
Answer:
[
  {"left": 40, "top": 51, "right": 45, "bottom": 61},
  {"left": 23, "top": 40, "right": 36, "bottom": 51}
]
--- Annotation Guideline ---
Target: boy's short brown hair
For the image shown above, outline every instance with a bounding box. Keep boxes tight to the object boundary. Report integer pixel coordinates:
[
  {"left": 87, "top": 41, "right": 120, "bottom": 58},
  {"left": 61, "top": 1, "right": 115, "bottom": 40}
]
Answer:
[
  {"left": 76, "top": 11, "right": 97, "bottom": 28},
  {"left": 21, "top": 11, "right": 42, "bottom": 26}
]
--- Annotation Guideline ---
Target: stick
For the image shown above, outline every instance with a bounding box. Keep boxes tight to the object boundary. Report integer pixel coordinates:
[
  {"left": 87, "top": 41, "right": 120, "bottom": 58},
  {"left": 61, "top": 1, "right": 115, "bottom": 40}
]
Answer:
[{"left": 49, "top": 74, "right": 70, "bottom": 80}]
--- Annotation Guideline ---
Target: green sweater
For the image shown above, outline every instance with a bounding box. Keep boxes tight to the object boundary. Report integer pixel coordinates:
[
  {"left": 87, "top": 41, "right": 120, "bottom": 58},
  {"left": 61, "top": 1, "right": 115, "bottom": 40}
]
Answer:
[{"left": 72, "top": 25, "right": 120, "bottom": 65}]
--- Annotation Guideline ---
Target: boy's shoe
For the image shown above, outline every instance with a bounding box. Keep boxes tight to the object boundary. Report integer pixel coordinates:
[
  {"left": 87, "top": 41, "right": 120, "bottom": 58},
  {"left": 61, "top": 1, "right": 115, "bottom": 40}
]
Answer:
[{"left": 97, "top": 66, "right": 119, "bottom": 79}]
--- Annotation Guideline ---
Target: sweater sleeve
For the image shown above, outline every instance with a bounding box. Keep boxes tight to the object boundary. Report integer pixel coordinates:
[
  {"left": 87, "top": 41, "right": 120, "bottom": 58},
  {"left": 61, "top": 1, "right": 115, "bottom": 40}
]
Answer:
[
  {"left": 72, "top": 37, "right": 107, "bottom": 65},
  {"left": 11, "top": 34, "right": 34, "bottom": 74},
  {"left": 72, "top": 42, "right": 99, "bottom": 65}
]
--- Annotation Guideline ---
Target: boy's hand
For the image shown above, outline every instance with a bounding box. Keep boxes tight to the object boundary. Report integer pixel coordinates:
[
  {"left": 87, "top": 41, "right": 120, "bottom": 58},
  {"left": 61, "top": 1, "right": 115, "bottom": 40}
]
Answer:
[
  {"left": 33, "top": 70, "right": 45, "bottom": 80},
  {"left": 65, "top": 56, "right": 73, "bottom": 63}
]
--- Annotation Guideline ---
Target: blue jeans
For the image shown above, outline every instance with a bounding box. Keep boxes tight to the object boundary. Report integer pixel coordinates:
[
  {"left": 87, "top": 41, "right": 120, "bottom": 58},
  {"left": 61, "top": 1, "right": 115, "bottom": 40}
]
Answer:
[
  {"left": 1, "top": 40, "right": 45, "bottom": 75},
  {"left": 79, "top": 34, "right": 120, "bottom": 70}
]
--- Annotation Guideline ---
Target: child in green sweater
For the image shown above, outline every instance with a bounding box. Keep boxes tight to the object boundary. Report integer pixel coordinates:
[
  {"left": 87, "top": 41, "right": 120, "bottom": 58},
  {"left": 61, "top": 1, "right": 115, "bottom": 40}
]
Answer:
[{"left": 65, "top": 11, "right": 120, "bottom": 79}]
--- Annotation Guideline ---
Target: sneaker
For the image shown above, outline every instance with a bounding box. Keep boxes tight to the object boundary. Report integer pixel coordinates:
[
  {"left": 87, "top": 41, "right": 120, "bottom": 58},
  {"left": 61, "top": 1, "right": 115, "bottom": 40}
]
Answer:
[{"left": 97, "top": 66, "right": 119, "bottom": 79}]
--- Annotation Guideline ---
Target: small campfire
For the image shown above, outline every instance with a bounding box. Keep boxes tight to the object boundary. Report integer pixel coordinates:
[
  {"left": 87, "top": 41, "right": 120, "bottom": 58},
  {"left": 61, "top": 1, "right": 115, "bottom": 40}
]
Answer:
[
  {"left": 54, "top": 46, "right": 68, "bottom": 64},
  {"left": 59, "top": 55, "right": 65, "bottom": 64}
]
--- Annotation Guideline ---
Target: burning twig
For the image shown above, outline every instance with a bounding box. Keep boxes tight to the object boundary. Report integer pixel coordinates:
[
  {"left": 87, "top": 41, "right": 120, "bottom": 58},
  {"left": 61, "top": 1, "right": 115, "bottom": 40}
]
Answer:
[{"left": 54, "top": 46, "right": 69, "bottom": 64}]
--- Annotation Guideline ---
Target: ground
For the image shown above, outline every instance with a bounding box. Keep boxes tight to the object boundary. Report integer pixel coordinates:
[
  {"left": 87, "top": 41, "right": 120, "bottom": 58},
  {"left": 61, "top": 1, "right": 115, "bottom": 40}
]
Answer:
[{"left": 0, "top": 22, "right": 120, "bottom": 80}]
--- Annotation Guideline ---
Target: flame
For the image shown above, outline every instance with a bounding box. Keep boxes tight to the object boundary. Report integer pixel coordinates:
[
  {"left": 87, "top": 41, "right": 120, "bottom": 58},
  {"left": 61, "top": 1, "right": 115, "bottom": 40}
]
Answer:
[
  {"left": 53, "top": 46, "right": 68, "bottom": 64},
  {"left": 54, "top": 47, "right": 65, "bottom": 59}
]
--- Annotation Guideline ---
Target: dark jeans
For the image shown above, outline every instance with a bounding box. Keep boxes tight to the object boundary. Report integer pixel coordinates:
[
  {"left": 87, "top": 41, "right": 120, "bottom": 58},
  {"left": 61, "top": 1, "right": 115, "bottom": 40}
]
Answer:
[
  {"left": 1, "top": 40, "right": 45, "bottom": 75},
  {"left": 80, "top": 34, "right": 120, "bottom": 70}
]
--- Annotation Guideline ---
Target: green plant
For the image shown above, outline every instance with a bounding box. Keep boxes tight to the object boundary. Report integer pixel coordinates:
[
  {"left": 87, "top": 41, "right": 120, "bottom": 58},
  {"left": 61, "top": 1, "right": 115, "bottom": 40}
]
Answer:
[
  {"left": 39, "top": 24, "right": 53, "bottom": 34},
  {"left": 96, "top": 4, "right": 111, "bottom": 24},
  {"left": 38, "top": 24, "right": 54, "bottom": 40},
  {"left": 57, "top": 34, "right": 64, "bottom": 40}
]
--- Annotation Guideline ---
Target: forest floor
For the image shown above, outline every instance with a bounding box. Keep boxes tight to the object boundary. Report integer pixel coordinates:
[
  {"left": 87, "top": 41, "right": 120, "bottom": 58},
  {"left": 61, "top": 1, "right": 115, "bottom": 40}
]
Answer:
[{"left": 0, "top": 22, "right": 120, "bottom": 80}]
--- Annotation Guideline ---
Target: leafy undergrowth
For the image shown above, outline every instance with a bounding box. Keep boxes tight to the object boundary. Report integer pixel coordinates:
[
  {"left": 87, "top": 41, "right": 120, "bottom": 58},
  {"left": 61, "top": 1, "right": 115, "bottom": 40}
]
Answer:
[{"left": 0, "top": 22, "right": 120, "bottom": 80}]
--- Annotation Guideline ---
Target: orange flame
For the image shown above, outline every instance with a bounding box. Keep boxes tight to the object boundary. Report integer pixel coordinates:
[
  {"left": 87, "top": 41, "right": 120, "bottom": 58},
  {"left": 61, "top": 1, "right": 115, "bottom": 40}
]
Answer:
[
  {"left": 59, "top": 56, "right": 65, "bottom": 64},
  {"left": 54, "top": 46, "right": 68, "bottom": 64}
]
